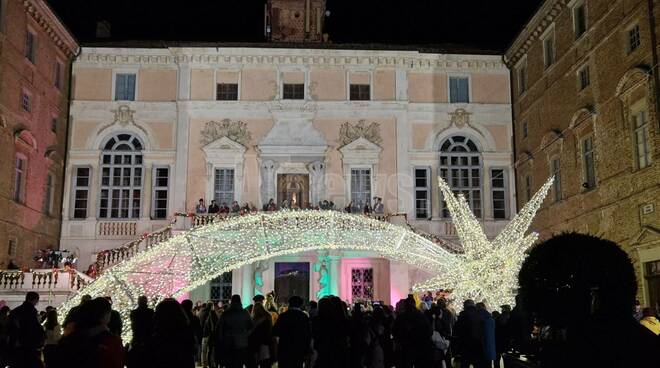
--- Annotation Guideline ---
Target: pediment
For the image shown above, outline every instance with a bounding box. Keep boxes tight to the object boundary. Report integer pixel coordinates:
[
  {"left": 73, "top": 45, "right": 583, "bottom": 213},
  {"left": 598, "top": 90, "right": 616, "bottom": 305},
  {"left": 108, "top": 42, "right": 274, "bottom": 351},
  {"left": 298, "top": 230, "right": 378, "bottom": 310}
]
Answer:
[
  {"left": 202, "top": 136, "right": 246, "bottom": 154},
  {"left": 339, "top": 137, "right": 382, "bottom": 154},
  {"left": 633, "top": 226, "right": 660, "bottom": 245}
]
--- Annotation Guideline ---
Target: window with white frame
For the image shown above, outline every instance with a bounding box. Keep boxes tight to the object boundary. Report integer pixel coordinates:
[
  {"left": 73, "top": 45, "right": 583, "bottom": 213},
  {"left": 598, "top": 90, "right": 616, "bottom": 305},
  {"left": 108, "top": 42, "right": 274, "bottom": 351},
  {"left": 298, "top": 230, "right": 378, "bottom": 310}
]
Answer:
[
  {"left": 216, "top": 83, "right": 238, "bottom": 100},
  {"left": 43, "top": 173, "right": 54, "bottom": 215},
  {"left": 99, "top": 134, "right": 143, "bottom": 219},
  {"left": 439, "top": 136, "right": 482, "bottom": 218},
  {"left": 214, "top": 168, "right": 235, "bottom": 206},
  {"left": 551, "top": 158, "right": 561, "bottom": 202},
  {"left": 152, "top": 167, "right": 169, "bottom": 219},
  {"left": 578, "top": 65, "right": 590, "bottom": 90},
  {"left": 283, "top": 83, "right": 304, "bottom": 99},
  {"left": 414, "top": 167, "right": 431, "bottom": 219},
  {"left": 54, "top": 61, "right": 63, "bottom": 90},
  {"left": 351, "top": 168, "right": 371, "bottom": 212},
  {"left": 13, "top": 154, "right": 26, "bottom": 203},
  {"left": 524, "top": 175, "right": 532, "bottom": 203},
  {"left": 582, "top": 136, "right": 596, "bottom": 189},
  {"left": 349, "top": 84, "right": 370, "bottom": 100},
  {"left": 21, "top": 91, "right": 31, "bottom": 112},
  {"left": 25, "top": 30, "right": 36, "bottom": 63},
  {"left": 114, "top": 73, "right": 136, "bottom": 101},
  {"left": 543, "top": 29, "right": 555, "bottom": 69},
  {"left": 633, "top": 109, "right": 651, "bottom": 169},
  {"left": 628, "top": 24, "right": 640, "bottom": 53},
  {"left": 491, "top": 169, "right": 507, "bottom": 219},
  {"left": 572, "top": 1, "right": 587, "bottom": 39},
  {"left": 449, "top": 77, "right": 469, "bottom": 103},
  {"left": 517, "top": 62, "right": 527, "bottom": 94},
  {"left": 72, "top": 166, "right": 90, "bottom": 219}
]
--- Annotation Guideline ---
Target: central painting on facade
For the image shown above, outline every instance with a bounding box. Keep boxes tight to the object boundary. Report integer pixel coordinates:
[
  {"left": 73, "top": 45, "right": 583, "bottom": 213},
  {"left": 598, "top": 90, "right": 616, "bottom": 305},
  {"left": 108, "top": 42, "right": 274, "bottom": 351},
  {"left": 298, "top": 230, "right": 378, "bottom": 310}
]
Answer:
[
  {"left": 274, "top": 262, "right": 310, "bottom": 305},
  {"left": 277, "top": 174, "right": 309, "bottom": 209}
]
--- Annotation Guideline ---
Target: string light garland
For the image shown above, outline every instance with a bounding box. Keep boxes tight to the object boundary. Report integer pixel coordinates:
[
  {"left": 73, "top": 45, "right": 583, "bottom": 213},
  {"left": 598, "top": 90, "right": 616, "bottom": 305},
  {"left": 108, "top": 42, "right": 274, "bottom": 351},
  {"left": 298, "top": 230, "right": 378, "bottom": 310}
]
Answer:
[
  {"left": 412, "top": 175, "right": 554, "bottom": 309},
  {"left": 58, "top": 176, "right": 553, "bottom": 341}
]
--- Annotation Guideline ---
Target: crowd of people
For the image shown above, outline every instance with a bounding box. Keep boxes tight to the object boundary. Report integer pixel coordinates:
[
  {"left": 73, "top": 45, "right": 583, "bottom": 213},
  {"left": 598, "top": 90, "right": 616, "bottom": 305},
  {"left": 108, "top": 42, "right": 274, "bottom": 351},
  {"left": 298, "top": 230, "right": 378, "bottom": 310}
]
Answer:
[
  {"left": 1, "top": 234, "right": 660, "bottom": 368},
  {"left": 194, "top": 197, "right": 385, "bottom": 217}
]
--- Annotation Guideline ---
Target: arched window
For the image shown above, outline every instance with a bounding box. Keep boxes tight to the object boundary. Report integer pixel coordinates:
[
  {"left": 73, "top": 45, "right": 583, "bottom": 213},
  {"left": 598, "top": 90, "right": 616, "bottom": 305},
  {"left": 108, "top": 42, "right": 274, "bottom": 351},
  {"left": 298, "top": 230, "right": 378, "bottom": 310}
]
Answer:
[
  {"left": 439, "top": 135, "right": 482, "bottom": 218},
  {"left": 99, "top": 134, "right": 143, "bottom": 219}
]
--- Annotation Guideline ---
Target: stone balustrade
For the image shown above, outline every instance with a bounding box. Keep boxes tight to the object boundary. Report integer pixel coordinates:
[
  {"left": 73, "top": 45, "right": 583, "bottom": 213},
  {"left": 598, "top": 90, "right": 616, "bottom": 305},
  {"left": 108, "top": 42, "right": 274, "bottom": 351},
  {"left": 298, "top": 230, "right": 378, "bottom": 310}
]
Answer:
[
  {"left": 0, "top": 269, "right": 94, "bottom": 308},
  {"left": 97, "top": 221, "right": 137, "bottom": 237}
]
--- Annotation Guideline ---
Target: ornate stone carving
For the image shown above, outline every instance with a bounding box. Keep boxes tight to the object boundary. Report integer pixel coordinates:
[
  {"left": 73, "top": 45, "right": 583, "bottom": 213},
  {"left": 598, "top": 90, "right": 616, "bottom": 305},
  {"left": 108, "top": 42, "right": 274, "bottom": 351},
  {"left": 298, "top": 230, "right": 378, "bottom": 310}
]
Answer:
[
  {"left": 337, "top": 120, "right": 382, "bottom": 147},
  {"left": 253, "top": 261, "right": 269, "bottom": 297},
  {"left": 200, "top": 119, "right": 251, "bottom": 146},
  {"left": 448, "top": 108, "right": 472, "bottom": 129},
  {"left": 112, "top": 105, "right": 135, "bottom": 125}
]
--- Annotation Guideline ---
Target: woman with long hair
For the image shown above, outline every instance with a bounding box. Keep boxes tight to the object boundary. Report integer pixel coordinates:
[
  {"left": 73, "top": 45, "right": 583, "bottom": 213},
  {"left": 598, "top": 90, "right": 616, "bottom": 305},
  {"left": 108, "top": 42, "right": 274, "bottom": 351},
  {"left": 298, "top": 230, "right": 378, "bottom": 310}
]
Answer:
[
  {"left": 146, "top": 298, "right": 196, "bottom": 368},
  {"left": 43, "top": 309, "right": 61, "bottom": 367},
  {"left": 250, "top": 303, "right": 274, "bottom": 368}
]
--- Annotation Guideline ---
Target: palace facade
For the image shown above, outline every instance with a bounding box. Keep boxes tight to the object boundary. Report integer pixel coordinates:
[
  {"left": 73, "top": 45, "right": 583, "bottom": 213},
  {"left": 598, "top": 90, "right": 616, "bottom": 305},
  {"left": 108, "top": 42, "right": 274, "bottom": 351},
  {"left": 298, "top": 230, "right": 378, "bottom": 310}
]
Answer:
[
  {"left": 62, "top": 44, "right": 514, "bottom": 304},
  {"left": 505, "top": 0, "right": 660, "bottom": 309}
]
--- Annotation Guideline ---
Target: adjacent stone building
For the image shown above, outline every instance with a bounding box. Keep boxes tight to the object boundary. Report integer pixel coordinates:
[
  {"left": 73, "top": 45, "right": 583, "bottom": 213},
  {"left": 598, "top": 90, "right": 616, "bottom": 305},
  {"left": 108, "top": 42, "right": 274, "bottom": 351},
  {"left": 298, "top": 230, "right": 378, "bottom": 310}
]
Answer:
[
  {"left": 0, "top": 0, "right": 78, "bottom": 268},
  {"left": 505, "top": 0, "right": 660, "bottom": 309}
]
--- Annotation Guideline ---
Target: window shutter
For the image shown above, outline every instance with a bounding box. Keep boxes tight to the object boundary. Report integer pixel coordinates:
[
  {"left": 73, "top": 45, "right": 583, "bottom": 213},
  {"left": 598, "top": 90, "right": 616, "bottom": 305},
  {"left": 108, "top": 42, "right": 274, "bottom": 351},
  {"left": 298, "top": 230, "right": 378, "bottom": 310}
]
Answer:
[
  {"left": 459, "top": 78, "right": 469, "bottom": 102},
  {"left": 450, "top": 78, "right": 458, "bottom": 102},
  {"left": 115, "top": 74, "right": 126, "bottom": 100},
  {"left": 127, "top": 74, "right": 136, "bottom": 100}
]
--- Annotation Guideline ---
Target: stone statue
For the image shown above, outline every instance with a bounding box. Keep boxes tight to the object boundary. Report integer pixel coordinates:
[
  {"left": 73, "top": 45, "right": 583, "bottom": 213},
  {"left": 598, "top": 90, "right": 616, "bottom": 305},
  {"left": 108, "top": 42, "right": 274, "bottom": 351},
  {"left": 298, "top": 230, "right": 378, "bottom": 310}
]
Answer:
[
  {"left": 314, "top": 253, "right": 331, "bottom": 300},
  {"left": 253, "top": 260, "right": 269, "bottom": 297},
  {"left": 308, "top": 161, "right": 326, "bottom": 205}
]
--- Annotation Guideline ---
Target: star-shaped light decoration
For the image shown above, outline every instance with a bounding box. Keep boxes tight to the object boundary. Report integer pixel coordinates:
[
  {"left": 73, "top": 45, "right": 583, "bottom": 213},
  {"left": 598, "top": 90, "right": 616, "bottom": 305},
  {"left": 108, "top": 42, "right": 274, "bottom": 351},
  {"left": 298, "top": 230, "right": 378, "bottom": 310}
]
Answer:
[{"left": 413, "top": 175, "right": 554, "bottom": 309}]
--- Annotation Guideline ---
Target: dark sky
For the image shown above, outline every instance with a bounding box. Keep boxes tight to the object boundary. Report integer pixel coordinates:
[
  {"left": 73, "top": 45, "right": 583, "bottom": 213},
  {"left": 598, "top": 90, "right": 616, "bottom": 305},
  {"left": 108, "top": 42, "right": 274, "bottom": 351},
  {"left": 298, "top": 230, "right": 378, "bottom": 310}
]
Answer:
[{"left": 47, "top": 0, "right": 543, "bottom": 52}]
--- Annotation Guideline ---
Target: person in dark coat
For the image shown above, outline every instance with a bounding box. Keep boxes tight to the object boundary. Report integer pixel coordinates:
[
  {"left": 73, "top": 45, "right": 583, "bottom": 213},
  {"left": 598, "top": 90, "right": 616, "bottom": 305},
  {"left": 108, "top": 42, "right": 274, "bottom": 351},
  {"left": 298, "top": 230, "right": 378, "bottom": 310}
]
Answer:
[
  {"left": 476, "top": 303, "right": 496, "bottom": 367},
  {"left": 249, "top": 302, "right": 274, "bottom": 368},
  {"left": 392, "top": 296, "right": 433, "bottom": 368},
  {"left": 454, "top": 299, "right": 485, "bottom": 368},
  {"left": 518, "top": 233, "right": 660, "bottom": 368},
  {"left": 181, "top": 299, "right": 203, "bottom": 363},
  {"left": 312, "top": 296, "right": 349, "bottom": 368},
  {"left": 63, "top": 294, "right": 92, "bottom": 334},
  {"left": 216, "top": 295, "right": 253, "bottom": 368},
  {"left": 494, "top": 304, "right": 511, "bottom": 365},
  {"left": 8, "top": 292, "right": 45, "bottom": 368},
  {"left": 144, "top": 298, "right": 196, "bottom": 368},
  {"left": 105, "top": 296, "right": 123, "bottom": 337},
  {"left": 127, "top": 295, "right": 154, "bottom": 368},
  {"left": 55, "top": 297, "right": 125, "bottom": 368},
  {"left": 273, "top": 296, "right": 312, "bottom": 368},
  {"left": 349, "top": 303, "right": 369, "bottom": 368}
]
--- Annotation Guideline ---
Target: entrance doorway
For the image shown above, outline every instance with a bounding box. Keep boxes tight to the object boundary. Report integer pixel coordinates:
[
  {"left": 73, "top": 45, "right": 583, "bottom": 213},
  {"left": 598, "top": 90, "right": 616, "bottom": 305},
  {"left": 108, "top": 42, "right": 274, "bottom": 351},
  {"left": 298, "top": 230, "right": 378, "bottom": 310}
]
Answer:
[
  {"left": 277, "top": 174, "right": 309, "bottom": 209},
  {"left": 274, "top": 262, "right": 310, "bottom": 305}
]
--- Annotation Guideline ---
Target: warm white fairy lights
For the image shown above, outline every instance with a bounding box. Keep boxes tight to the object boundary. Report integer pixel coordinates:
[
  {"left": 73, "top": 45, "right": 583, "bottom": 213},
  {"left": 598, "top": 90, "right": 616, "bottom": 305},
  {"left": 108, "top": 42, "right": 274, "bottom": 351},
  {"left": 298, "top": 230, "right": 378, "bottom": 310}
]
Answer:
[
  {"left": 59, "top": 177, "right": 552, "bottom": 341},
  {"left": 412, "top": 176, "right": 554, "bottom": 309},
  {"left": 58, "top": 210, "right": 456, "bottom": 341}
]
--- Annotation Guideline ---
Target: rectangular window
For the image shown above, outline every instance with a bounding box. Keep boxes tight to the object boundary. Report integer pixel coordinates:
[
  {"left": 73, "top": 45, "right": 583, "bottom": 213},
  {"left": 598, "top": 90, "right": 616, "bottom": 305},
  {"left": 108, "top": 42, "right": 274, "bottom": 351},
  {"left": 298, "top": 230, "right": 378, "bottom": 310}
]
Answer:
[
  {"left": 491, "top": 169, "right": 507, "bottom": 219},
  {"left": 73, "top": 167, "right": 90, "bottom": 219},
  {"left": 628, "top": 25, "right": 640, "bottom": 53},
  {"left": 210, "top": 272, "right": 233, "bottom": 303},
  {"left": 54, "top": 61, "right": 63, "bottom": 89},
  {"left": 214, "top": 168, "right": 235, "bottom": 206},
  {"left": 351, "top": 168, "right": 371, "bottom": 212},
  {"left": 13, "top": 156, "right": 26, "bottom": 203},
  {"left": 21, "top": 92, "right": 31, "bottom": 112},
  {"left": 351, "top": 268, "right": 374, "bottom": 300},
  {"left": 283, "top": 83, "right": 304, "bottom": 99},
  {"left": 25, "top": 31, "right": 35, "bottom": 63},
  {"left": 524, "top": 175, "right": 532, "bottom": 203},
  {"left": 543, "top": 31, "right": 555, "bottom": 69},
  {"left": 152, "top": 167, "right": 169, "bottom": 219},
  {"left": 551, "top": 158, "right": 561, "bottom": 202},
  {"left": 114, "top": 73, "right": 136, "bottom": 101},
  {"left": 517, "top": 63, "right": 527, "bottom": 94},
  {"left": 449, "top": 77, "right": 469, "bottom": 103},
  {"left": 582, "top": 136, "right": 596, "bottom": 189},
  {"left": 578, "top": 65, "right": 590, "bottom": 90},
  {"left": 349, "top": 84, "right": 370, "bottom": 101},
  {"left": 414, "top": 167, "right": 431, "bottom": 219},
  {"left": 633, "top": 110, "right": 651, "bottom": 169},
  {"left": 522, "top": 121, "right": 529, "bottom": 138},
  {"left": 43, "top": 173, "right": 54, "bottom": 215},
  {"left": 7, "top": 240, "right": 16, "bottom": 257},
  {"left": 216, "top": 83, "right": 238, "bottom": 100},
  {"left": 573, "top": 3, "right": 587, "bottom": 38}
]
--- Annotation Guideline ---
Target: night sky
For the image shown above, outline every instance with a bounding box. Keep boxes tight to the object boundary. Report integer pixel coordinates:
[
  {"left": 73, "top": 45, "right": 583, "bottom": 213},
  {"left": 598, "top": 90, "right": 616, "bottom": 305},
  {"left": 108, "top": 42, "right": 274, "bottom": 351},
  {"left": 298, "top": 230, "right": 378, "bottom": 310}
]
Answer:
[{"left": 47, "top": 0, "right": 543, "bottom": 52}]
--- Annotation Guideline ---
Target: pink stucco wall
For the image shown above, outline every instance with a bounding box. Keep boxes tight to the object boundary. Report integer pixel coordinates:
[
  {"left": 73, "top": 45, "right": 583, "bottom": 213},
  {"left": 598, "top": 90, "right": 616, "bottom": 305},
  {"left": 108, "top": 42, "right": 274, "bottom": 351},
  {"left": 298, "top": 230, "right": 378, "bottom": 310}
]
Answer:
[
  {"left": 138, "top": 69, "right": 177, "bottom": 101},
  {"left": 241, "top": 69, "right": 278, "bottom": 100},
  {"left": 471, "top": 73, "right": 510, "bottom": 104},
  {"left": 74, "top": 68, "right": 112, "bottom": 101},
  {"left": 408, "top": 73, "right": 447, "bottom": 103},
  {"left": 373, "top": 70, "right": 396, "bottom": 101},
  {"left": 309, "top": 68, "right": 346, "bottom": 100},
  {"left": 190, "top": 69, "right": 214, "bottom": 100}
]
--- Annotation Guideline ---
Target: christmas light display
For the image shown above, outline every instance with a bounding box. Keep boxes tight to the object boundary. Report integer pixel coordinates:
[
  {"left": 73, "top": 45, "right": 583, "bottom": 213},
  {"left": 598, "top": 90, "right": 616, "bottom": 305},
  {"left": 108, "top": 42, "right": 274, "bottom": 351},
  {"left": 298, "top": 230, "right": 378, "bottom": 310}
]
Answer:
[{"left": 412, "top": 176, "right": 554, "bottom": 309}]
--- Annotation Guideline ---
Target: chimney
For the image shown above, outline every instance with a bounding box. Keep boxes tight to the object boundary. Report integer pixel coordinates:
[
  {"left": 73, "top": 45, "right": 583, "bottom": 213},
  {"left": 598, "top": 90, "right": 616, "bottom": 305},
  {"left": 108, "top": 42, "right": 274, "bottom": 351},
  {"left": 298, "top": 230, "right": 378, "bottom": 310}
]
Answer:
[
  {"left": 266, "top": 0, "right": 327, "bottom": 43},
  {"left": 96, "top": 20, "right": 111, "bottom": 39}
]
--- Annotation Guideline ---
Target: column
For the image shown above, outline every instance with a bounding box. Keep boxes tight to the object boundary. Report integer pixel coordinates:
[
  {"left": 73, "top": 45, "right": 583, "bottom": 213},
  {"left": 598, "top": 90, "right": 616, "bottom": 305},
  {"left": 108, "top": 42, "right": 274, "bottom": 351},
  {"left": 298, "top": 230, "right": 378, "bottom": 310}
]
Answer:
[
  {"left": 140, "top": 164, "right": 152, "bottom": 223},
  {"left": 395, "top": 67, "right": 408, "bottom": 101},
  {"left": 240, "top": 263, "right": 254, "bottom": 308},
  {"left": 260, "top": 159, "right": 279, "bottom": 206},
  {"left": 328, "top": 254, "right": 341, "bottom": 298},
  {"left": 173, "top": 62, "right": 191, "bottom": 213}
]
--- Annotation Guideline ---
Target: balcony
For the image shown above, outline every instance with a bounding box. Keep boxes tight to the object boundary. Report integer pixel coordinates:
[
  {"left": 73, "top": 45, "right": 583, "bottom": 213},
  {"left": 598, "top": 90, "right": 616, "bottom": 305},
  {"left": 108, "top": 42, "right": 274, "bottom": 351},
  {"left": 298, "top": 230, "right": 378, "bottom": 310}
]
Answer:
[{"left": 0, "top": 269, "right": 93, "bottom": 308}]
